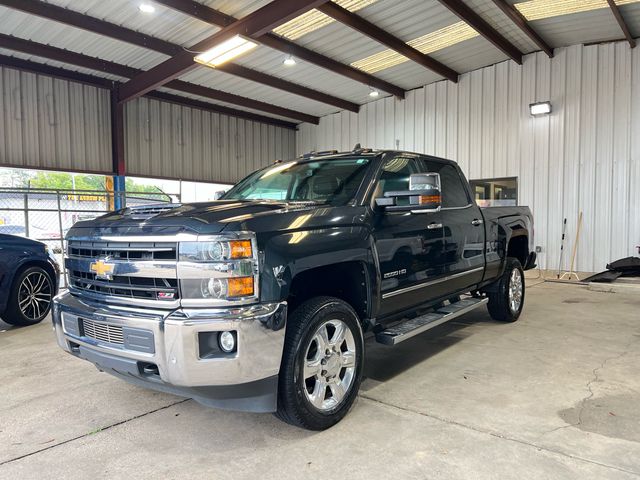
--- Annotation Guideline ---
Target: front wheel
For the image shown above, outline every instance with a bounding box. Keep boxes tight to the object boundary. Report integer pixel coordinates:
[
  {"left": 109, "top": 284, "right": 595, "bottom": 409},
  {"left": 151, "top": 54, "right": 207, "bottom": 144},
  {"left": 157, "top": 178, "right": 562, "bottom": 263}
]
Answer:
[
  {"left": 487, "top": 257, "right": 525, "bottom": 322},
  {"left": 276, "top": 296, "right": 364, "bottom": 430},
  {"left": 3, "top": 266, "right": 54, "bottom": 326}
]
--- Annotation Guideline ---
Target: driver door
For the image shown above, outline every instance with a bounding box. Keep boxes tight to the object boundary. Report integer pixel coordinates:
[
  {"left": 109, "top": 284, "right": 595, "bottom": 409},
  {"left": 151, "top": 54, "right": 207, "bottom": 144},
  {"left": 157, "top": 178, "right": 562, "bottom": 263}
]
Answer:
[{"left": 371, "top": 155, "right": 447, "bottom": 316}]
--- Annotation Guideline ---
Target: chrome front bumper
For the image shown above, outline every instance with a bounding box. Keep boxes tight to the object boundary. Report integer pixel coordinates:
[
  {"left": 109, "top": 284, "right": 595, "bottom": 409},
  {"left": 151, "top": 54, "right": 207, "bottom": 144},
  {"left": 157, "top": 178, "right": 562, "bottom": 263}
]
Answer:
[{"left": 52, "top": 291, "right": 287, "bottom": 412}]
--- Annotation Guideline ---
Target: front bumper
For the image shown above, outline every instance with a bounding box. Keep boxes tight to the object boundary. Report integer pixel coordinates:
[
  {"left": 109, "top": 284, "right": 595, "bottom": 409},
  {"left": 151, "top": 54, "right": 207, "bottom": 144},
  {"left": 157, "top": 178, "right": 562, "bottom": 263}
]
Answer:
[{"left": 52, "top": 292, "right": 287, "bottom": 412}]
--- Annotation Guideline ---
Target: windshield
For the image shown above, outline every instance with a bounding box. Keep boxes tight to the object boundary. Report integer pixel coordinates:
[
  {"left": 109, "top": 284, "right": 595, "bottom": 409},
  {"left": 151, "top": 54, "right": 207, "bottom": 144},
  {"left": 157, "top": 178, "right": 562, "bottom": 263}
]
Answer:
[{"left": 222, "top": 157, "right": 371, "bottom": 206}]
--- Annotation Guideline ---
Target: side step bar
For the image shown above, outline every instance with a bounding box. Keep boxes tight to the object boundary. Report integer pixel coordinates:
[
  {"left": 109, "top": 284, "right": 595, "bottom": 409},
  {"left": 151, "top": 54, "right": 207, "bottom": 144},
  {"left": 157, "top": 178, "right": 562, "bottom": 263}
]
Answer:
[{"left": 375, "top": 297, "right": 489, "bottom": 346}]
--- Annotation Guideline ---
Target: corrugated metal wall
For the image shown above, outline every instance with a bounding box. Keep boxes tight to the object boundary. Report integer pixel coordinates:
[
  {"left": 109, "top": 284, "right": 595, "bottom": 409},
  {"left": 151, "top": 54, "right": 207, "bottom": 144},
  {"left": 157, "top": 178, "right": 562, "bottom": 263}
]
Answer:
[
  {"left": 297, "top": 43, "right": 640, "bottom": 273},
  {"left": 0, "top": 65, "right": 296, "bottom": 184},
  {"left": 0, "top": 66, "right": 112, "bottom": 173},
  {"left": 125, "top": 97, "right": 296, "bottom": 184}
]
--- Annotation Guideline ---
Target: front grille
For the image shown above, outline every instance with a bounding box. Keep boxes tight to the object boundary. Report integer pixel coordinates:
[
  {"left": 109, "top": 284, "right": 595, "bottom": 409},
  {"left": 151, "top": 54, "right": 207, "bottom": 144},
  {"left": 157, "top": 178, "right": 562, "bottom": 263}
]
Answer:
[
  {"left": 81, "top": 318, "right": 124, "bottom": 345},
  {"left": 69, "top": 270, "right": 178, "bottom": 301},
  {"left": 67, "top": 239, "right": 179, "bottom": 305},
  {"left": 68, "top": 240, "right": 177, "bottom": 261}
]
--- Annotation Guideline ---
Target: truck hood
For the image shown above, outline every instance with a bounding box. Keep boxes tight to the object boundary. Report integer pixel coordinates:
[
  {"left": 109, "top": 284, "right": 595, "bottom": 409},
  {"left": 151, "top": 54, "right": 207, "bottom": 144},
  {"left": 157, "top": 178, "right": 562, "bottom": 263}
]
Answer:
[{"left": 66, "top": 200, "right": 346, "bottom": 239}]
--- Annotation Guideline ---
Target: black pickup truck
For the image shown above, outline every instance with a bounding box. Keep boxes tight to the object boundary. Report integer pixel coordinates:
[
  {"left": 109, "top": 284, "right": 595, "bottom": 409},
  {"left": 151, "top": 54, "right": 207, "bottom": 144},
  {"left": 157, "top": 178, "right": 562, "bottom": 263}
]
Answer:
[{"left": 52, "top": 149, "right": 535, "bottom": 430}]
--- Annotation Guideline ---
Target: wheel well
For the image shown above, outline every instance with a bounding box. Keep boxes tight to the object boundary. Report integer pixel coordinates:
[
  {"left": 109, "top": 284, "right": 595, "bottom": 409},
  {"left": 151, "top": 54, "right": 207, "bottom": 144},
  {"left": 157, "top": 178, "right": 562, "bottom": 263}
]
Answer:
[
  {"left": 287, "top": 262, "right": 369, "bottom": 321},
  {"left": 12, "top": 260, "right": 57, "bottom": 290},
  {"left": 507, "top": 235, "right": 529, "bottom": 266}
]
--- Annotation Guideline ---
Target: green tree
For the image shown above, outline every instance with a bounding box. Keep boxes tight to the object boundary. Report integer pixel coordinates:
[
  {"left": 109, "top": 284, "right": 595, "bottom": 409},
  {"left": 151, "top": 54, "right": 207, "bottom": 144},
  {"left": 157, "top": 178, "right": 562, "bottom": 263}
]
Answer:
[{"left": 29, "top": 172, "right": 106, "bottom": 191}]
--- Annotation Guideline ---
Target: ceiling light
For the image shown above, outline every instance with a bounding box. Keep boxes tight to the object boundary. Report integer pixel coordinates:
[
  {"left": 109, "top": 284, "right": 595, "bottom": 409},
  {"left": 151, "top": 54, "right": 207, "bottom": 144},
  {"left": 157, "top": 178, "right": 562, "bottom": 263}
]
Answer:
[
  {"left": 529, "top": 101, "right": 552, "bottom": 116},
  {"left": 369, "top": 88, "right": 380, "bottom": 98},
  {"left": 194, "top": 35, "right": 258, "bottom": 68},
  {"left": 138, "top": 3, "right": 155, "bottom": 13},
  {"left": 515, "top": 0, "right": 640, "bottom": 21},
  {"left": 283, "top": 55, "right": 296, "bottom": 66},
  {"left": 273, "top": 0, "right": 377, "bottom": 40},
  {"left": 352, "top": 22, "right": 479, "bottom": 74}
]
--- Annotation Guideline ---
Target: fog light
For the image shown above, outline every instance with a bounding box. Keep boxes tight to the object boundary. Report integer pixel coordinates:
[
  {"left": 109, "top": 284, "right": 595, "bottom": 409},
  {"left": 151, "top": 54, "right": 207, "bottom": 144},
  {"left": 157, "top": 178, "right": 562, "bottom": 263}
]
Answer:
[{"left": 218, "top": 331, "right": 236, "bottom": 353}]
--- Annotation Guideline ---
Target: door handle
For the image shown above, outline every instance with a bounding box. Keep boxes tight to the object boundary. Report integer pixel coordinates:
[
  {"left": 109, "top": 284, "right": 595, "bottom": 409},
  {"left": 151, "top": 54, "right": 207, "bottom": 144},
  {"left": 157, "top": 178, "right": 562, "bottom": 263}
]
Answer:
[
  {"left": 427, "top": 222, "right": 443, "bottom": 230},
  {"left": 471, "top": 219, "right": 483, "bottom": 226}
]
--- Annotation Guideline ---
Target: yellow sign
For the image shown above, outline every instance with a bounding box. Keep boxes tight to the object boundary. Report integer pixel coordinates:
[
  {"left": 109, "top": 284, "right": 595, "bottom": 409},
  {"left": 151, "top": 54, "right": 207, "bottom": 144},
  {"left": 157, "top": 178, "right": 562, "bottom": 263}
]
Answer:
[{"left": 90, "top": 259, "right": 115, "bottom": 280}]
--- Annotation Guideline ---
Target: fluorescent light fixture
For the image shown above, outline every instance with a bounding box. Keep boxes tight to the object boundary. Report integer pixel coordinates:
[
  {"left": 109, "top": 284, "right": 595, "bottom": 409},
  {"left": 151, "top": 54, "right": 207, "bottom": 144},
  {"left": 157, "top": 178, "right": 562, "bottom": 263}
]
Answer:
[
  {"left": 283, "top": 55, "right": 296, "bottom": 66},
  {"left": 515, "top": 0, "right": 640, "bottom": 21},
  {"left": 273, "top": 0, "right": 377, "bottom": 40},
  {"left": 530, "top": 101, "right": 552, "bottom": 116},
  {"left": 194, "top": 35, "right": 258, "bottom": 68},
  {"left": 138, "top": 3, "right": 155, "bottom": 13},
  {"left": 369, "top": 88, "right": 380, "bottom": 98},
  {"left": 352, "top": 22, "right": 479, "bottom": 74}
]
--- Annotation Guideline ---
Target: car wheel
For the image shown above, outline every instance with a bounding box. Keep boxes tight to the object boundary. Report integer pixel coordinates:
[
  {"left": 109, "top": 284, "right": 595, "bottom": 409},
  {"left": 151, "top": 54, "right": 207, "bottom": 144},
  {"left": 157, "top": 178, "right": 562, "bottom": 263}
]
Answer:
[
  {"left": 487, "top": 257, "right": 525, "bottom": 322},
  {"left": 276, "top": 296, "right": 364, "bottom": 430},
  {"left": 3, "top": 266, "right": 54, "bottom": 326}
]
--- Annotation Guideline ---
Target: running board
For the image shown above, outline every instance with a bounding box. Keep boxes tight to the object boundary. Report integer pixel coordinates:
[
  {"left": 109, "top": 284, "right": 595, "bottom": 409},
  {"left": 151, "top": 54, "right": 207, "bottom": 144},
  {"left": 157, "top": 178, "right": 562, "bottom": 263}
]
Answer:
[{"left": 375, "top": 297, "right": 489, "bottom": 346}]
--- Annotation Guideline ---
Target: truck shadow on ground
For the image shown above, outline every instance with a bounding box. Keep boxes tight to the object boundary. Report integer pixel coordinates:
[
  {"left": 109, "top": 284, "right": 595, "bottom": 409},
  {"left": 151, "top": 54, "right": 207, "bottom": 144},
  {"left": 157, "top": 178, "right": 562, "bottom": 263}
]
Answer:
[{"left": 361, "top": 311, "right": 499, "bottom": 387}]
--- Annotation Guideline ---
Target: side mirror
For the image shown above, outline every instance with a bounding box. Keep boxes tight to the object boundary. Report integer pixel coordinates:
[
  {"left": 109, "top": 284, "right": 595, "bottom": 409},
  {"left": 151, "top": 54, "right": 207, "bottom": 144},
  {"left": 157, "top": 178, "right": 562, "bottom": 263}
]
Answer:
[
  {"left": 213, "top": 190, "right": 227, "bottom": 200},
  {"left": 375, "top": 173, "right": 442, "bottom": 213}
]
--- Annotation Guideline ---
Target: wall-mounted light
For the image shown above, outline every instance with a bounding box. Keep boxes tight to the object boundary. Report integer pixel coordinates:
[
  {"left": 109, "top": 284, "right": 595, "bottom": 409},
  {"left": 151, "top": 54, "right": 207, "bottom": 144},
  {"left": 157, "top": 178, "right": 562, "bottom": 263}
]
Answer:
[
  {"left": 194, "top": 35, "right": 258, "bottom": 68},
  {"left": 529, "top": 101, "right": 551, "bottom": 116},
  {"left": 138, "top": 3, "right": 155, "bottom": 13},
  {"left": 283, "top": 55, "right": 296, "bottom": 66},
  {"left": 369, "top": 88, "right": 380, "bottom": 98}
]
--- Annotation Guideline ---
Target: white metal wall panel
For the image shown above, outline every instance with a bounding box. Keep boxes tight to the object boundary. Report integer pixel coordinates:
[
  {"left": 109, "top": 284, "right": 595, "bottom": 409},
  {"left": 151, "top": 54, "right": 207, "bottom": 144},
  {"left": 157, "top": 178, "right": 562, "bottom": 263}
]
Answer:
[
  {"left": 124, "top": 97, "right": 296, "bottom": 184},
  {"left": 297, "top": 43, "right": 640, "bottom": 273},
  {"left": 0, "top": 65, "right": 111, "bottom": 173},
  {"left": 0, "top": 64, "right": 296, "bottom": 183}
]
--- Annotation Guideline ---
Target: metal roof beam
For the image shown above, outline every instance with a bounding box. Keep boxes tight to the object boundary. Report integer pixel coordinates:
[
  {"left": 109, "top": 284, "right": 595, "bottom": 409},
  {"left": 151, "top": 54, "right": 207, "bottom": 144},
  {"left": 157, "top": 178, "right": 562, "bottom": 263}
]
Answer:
[
  {"left": 0, "top": 48, "right": 298, "bottom": 129},
  {"left": 316, "top": 2, "right": 459, "bottom": 82},
  {"left": 259, "top": 33, "right": 406, "bottom": 98},
  {"left": 154, "top": 0, "right": 406, "bottom": 98},
  {"left": 117, "top": 0, "right": 330, "bottom": 103},
  {"left": 217, "top": 63, "right": 359, "bottom": 112},
  {"left": 490, "top": 0, "right": 552, "bottom": 57},
  {"left": 0, "top": 0, "right": 179, "bottom": 55},
  {"left": 0, "top": 53, "right": 115, "bottom": 88},
  {"left": 606, "top": 0, "right": 636, "bottom": 48},
  {"left": 0, "top": 34, "right": 319, "bottom": 124},
  {"left": 437, "top": 0, "right": 523, "bottom": 64},
  {"left": 0, "top": 0, "right": 355, "bottom": 112}
]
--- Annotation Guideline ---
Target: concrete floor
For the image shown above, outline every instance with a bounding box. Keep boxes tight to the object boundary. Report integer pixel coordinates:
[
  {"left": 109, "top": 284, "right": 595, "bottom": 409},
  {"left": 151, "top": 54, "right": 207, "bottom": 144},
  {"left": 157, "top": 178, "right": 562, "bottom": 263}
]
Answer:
[{"left": 1, "top": 279, "right": 639, "bottom": 479}]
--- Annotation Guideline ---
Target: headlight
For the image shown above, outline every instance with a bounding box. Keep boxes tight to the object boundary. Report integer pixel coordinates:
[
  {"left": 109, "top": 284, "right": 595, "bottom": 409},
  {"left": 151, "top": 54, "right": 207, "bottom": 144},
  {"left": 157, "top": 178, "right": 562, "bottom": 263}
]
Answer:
[
  {"left": 177, "top": 235, "right": 258, "bottom": 306},
  {"left": 179, "top": 240, "right": 252, "bottom": 262}
]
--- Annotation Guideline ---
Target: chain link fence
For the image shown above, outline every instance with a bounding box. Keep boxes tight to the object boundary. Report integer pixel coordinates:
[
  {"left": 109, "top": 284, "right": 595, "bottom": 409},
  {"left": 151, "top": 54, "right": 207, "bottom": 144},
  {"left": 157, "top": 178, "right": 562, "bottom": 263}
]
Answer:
[{"left": 0, "top": 187, "right": 178, "bottom": 286}]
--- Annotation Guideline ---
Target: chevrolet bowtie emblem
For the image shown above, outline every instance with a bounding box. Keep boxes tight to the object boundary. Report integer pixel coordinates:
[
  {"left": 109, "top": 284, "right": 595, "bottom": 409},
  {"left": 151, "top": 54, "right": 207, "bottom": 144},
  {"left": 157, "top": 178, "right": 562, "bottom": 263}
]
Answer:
[{"left": 90, "top": 259, "right": 115, "bottom": 280}]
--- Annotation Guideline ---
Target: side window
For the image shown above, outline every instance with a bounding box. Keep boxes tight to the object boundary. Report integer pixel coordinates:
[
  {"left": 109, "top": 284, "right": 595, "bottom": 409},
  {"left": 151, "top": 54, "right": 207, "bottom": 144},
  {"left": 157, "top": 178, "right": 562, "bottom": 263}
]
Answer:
[
  {"left": 426, "top": 161, "right": 470, "bottom": 208},
  {"left": 374, "top": 157, "right": 427, "bottom": 206},
  {"left": 377, "top": 156, "right": 425, "bottom": 192}
]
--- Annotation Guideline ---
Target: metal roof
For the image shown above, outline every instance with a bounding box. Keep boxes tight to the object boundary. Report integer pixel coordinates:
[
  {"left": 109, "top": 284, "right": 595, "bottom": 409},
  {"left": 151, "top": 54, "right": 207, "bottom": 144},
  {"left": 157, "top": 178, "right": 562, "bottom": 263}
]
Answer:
[{"left": 0, "top": 0, "right": 638, "bottom": 125}]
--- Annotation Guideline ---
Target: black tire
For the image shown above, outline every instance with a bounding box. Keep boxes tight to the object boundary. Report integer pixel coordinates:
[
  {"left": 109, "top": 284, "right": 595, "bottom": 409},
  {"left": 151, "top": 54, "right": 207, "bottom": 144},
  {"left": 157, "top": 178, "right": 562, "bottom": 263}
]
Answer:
[
  {"left": 487, "top": 257, "right": 525, "bottom": 322},
  {"left": 2, "top": 266, "right": 54, "bottom": 326},
  {"left": 276, "top": 296, "right": 364, "bottom": 430}
]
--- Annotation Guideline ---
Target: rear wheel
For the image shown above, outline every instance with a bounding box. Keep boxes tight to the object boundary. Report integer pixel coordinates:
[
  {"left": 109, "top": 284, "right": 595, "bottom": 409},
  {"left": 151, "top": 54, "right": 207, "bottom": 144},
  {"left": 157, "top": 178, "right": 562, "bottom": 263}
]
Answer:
[
  {"left": 3, "top": 266, "right": 54, "bottom": 326},
  {"left": 276, "top": 296, "right": 364, "bottom": 430},
  {"left": 487, "top": 257, "right": 525, "bottom": 322}
]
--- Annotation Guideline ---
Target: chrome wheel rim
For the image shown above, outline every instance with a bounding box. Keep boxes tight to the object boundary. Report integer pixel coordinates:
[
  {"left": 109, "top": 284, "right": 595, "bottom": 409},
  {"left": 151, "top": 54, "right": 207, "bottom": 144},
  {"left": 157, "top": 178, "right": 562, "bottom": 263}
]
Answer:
[
  {"left": 18, "top": 271, "right": 52, "bottom": 320},
  {"left": 302, "top": 319, "right": 357, "bottom": 412},
  {"left": 508, "top": 268, "right": 523, "bottom": 314}
]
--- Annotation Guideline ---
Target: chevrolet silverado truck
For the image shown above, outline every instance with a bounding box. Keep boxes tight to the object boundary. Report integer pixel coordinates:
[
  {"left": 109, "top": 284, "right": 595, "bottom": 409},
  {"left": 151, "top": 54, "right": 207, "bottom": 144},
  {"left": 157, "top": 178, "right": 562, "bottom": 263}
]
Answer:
[{"left": 52, "top": 149, "right": 535, "bottom": 430}]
